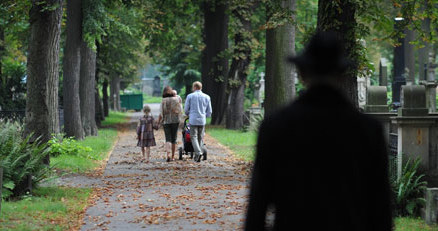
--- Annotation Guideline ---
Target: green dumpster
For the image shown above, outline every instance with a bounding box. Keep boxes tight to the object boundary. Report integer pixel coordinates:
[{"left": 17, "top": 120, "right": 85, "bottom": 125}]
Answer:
[{"left": 120, "top": 94, "right": 144, "bottom": 111}]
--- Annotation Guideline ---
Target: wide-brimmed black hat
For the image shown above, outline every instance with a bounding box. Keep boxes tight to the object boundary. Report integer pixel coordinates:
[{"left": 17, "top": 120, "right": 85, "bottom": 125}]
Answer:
[{"left": 288, "top": 31, "right": 352, "bottom": 76}]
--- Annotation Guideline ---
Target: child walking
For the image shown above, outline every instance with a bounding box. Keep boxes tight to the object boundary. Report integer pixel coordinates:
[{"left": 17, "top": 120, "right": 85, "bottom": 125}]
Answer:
[{"left": 137, "top": 105, "right": 158, "bottom": 163}]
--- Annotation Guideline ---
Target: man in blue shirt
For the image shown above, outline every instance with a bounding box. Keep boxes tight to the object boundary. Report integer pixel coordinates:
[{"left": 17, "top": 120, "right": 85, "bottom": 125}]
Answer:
[{"left": 184, "top": 81, "right": 212, "bottom": 162}]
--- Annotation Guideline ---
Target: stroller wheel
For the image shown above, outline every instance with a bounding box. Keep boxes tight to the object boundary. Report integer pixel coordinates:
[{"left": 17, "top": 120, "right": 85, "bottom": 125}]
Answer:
[{"left": 179, "top": 147, "right": 183, "bottom": 160}]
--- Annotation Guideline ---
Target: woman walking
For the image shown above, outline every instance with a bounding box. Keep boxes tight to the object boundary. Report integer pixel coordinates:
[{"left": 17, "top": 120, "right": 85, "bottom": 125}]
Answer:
[{"left": 158, "top": 86, "right": 183, "bottom": 162}]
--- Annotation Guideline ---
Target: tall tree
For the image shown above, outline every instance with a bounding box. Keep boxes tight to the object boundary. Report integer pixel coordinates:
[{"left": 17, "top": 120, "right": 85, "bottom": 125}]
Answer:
[
  {"left": 81, "top": 0, "right": 107, "bottom": 130},
  {"left": 63, "top": 0, "right": 84, "bottom": 139},
  {"left": 102, "top": 78, "right": 109, "bottom": 116},
  {"left": 0, "top": 25, "right": 4, "bottom": 85},
  {"left": 264, "top": 0, "right": 296, "bottom": 116},
  {"left": 79, "top": 41, "right": 98, "bottom": 136},
  {"left": 317, "top": 0, "right": 359, "bottom": 108},
  {"left": 226, "top": 1, "right": 256, "bottom": 129},
  {"left": 202, "top": 0, "right": 229, "bottom": 125},
  {"left": 24, "top": 0, "right": 63, "bottom": 163},
  {"left": 110, "top": 74, "right": 121, "bottom": 111}
]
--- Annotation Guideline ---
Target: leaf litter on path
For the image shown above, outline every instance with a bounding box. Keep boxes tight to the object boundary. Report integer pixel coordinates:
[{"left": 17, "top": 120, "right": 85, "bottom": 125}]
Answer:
[{"left": 81, "top": 115, "right": 252, "bottom": 231}]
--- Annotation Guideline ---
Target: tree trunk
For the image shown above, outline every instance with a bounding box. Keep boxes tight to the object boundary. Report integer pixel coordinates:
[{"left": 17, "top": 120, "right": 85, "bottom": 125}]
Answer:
[
  {"left": 79, "top": 41, "right": 98, "bottom": 136},
  {"left": 63, "top": 0, "right": 84, "bottom": 139},
  {"left": 226, "top": 3, "right": 254, "bottom": 129},
  {"left": 95, "top": 41, "right": 104, "bottom": 124},
  {"left": 264, "top": 0, "right": 296, "bottom": 116},
  {"left": 24, "top": 0, "right": 63, "bottom": 164},
  {"left": 110, "top": 75, "right": 121, "bottom": 111},
  {"left": 95, "top": 89, "right": 103, "bottom": 126},
  {"left": 102, "top": 78, "right": 109, "bottom": 116},
  {"left": 317, "top": 0, "right": 358, "bottom": 108},
  {"left": 418, "top": 15, "right": 430, "bottom": 81},
  {"left": 201, "top": 0, "right": 229, "bottom": 125},
  {"left": 0, "top": 25, "right": 4, "bottom": 105},
  {"left": 0, "top": 25, "right": 4, "bottom": 88},
  {"left": 404, "top": 29, "right": 415, "bottom": 84}
]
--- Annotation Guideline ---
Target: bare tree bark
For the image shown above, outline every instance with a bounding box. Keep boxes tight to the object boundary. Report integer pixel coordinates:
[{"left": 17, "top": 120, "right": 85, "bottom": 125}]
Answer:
[
  {"left": 24, "top": 0, "right": 63, "bottom": 164},
  {"left": 63, "top": 0, "right": 84, "bottom": 139},
  {"left": 404, "top": 29, "right": 415, "bottom": 84},
  {"left": 80, "top": 41, "right": 98, "bottom": 136},
  {"left": 201, "top": 0, "right": 229, "bottom": 125},
  {"left": 110, "top": 74, "right": 121, "bottom": 111},
  {"left": 226, "top": 3, "right": 254, "bottom": 129},
  {"left": 264, "top": 0, "right": 296, "bottom": 116},
  {"left": 0, "top": 25, "right": 4, "bottom": 88},
  {"left": 317, "top": 0, "right": 359, "bottom": 108},
  {"left": 102, "top": 78, "right": 109, "bottom": 117},
  {"left": 95, "top": 42, "right": 104, "bottom": 125}
]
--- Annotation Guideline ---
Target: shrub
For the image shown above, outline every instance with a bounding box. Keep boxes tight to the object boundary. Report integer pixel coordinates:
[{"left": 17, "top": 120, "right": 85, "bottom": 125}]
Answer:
[
  {"left": 48, "top": 135, "right": 94, "bottom": 160},
  {"left": 392, "top": 158, "right": 427, "bottom": 217},
  {"left": 0, "top": 121, "right": 51, "bottom": 199}
]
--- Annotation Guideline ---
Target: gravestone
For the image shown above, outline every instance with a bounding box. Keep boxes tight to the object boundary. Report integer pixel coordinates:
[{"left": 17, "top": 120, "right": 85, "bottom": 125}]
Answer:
[
  {"left": 392, "top": 18, "right": 407, "bottom": 107},
  {"left": 259, "top": 72, "right": 265, "bottom": 105},
  {"left": 424, "top": 188, "right": 438, "bottom": 225},
  {"left": 365, "top": 86, "right": 388, "bottom": 113},
  {"left": 419, "top": 52, "right": 437, "bottom": 112},
  {"left": 254, "top": 82, "right": 261, "bottom": 104},
  {"left": 142, "top": 77, "right": 155, "bottom": 95},
  {"left": 152, "top": 76, "right": 161, "bottom": 97},
  {"left": 398, "top": 85, "right": 428, "bottom": 116},
  {"left": 393, "top": 85, "right": 436, "bottom": 178},
  {"left": 379, "top": 58, "right": 388, "bottom": 87},
  {"left": 357, "top": 76, "right": 370, "bottom": 108}
]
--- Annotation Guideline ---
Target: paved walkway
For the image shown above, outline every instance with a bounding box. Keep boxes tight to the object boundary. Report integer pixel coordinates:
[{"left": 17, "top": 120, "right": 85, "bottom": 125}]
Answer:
[{"left": 80, "top": 111, "right": 252, "bottom": 230}]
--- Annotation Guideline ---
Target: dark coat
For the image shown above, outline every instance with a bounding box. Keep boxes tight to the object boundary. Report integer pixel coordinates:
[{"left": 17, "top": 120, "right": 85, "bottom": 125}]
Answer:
[{"left": 245, "top": 84, "right": 392, "bottom": 231}]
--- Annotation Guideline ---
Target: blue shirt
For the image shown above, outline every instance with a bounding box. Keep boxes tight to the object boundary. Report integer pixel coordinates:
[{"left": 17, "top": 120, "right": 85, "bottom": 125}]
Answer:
[{"left": 184, "top": 90, "right": 212, "bottom": 126}]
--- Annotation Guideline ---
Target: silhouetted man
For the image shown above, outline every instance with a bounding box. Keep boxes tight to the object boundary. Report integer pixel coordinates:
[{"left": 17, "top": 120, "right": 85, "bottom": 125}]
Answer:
[{"left": 245, "top": 32, "right": 392, "bottom": 231}]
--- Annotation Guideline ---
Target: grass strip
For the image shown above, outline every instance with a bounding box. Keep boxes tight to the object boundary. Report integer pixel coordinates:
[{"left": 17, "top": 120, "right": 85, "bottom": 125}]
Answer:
[
  {"left": 0, "top": 187, "right": 91, "bottom": 231},
  {"left": 395, "top": 217, "right": 438, "bottom": 231},
  {"left": 206, "top": 125, "right": 257, "bottom": 161}
]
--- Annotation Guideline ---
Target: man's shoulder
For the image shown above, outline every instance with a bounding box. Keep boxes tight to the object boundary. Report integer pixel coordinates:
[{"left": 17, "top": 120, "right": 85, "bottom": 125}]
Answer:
[{"left": 202, "top": 92, "right": 211, "bottom": 100}]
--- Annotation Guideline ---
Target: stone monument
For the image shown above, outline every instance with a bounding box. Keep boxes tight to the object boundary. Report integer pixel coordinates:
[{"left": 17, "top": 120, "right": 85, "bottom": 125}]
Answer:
[
  {"left": 392, "top": 18, "right": 407, "bottom": 108},
  {"left": 357, "top": 76, "right": 370, "bottom": 109},
  {"left": 393, "top": 85, "right": 436, "bottom": 178},
  {"left": 152, "top": 76, "right": 161, "bottom": 97},
  {"left": 365, "top": 86, "right": 388, "bottom": 113},
  {"left": 419, "top": 52, "right": 437, "bottom": 112},
  {"left": 379, "top": 58, "right": 388, "bottom": 87}
]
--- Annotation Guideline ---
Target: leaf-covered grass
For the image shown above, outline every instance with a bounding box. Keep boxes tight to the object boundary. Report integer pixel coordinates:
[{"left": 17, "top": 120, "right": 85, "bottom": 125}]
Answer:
[
  {"left": 50, "top": 111, "right": 128, "bottom": 173},
  {"left": 395, "top": 217, "right": 438, "bottom": 231},
  {"left": 143, "top": 94, "right": 162, "bottom": 104},
  {"left": 50, "top": 128, "right": 117, "bottom": 173},
  {"left": 0, "top": 187, "right": 91, "bottom": 231},
  {"left": 101, "top": 111, "right": 129, "bottom": 127},
  {"left": 206, "top": 125, "right": 257, "bottom": 161}
]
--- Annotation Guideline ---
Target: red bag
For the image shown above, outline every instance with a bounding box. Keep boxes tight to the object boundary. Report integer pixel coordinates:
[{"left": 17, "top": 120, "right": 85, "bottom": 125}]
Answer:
[{"left": 185, "top": 133, "right": 191, "bottom": 142}]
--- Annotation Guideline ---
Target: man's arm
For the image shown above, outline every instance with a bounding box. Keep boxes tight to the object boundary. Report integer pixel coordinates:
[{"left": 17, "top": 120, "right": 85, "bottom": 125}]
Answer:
[
  {"left": 184, "top": 94, "right": 191, "bottom": 116},
  {"left": 368, "top": 123, "right": 393, "bottom": 230},
  {"left": 245, "top": 120, "right": 272, "bottom": 231},
  {"left": 206, "top": 96, "right": 212, "bottom": 118}
]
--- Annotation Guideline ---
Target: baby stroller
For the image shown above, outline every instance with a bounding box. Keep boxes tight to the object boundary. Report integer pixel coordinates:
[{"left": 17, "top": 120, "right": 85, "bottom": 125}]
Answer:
[{"left": 178, "top": 118, "right": 207, "bottom": 161}]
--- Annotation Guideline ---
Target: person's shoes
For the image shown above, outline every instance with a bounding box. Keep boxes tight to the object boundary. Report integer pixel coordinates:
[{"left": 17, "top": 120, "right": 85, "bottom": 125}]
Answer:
[
  {"left": 194, "top": 153, "right": 201, "bottom": 162},
  {"left": 166, "top": 157, "right": 171, "bottom": 162}
]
